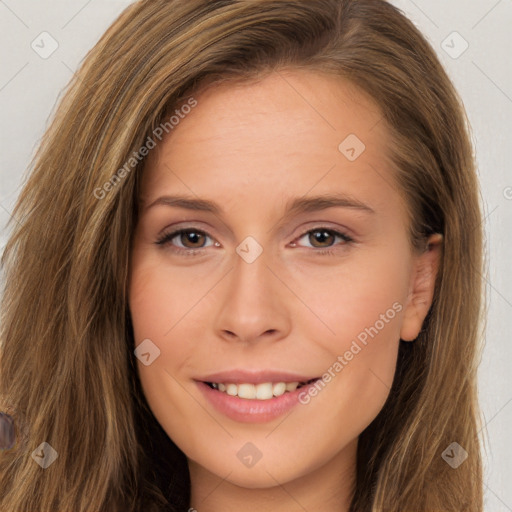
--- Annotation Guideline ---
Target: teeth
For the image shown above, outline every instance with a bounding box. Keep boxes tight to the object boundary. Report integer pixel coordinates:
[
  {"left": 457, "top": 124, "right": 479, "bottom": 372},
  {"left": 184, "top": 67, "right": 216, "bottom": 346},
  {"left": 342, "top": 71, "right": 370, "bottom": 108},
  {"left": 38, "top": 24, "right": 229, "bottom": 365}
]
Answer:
[
  {"left": 255, "top": 383, "right": 273, "bottom": 400},
  {"left": 272, "top": 382, "right": 286, "bottom": 396},
  {"left": 210, "top": 381, "right": 301, "bottom": 400},
  {"left": 286, "top": 382, "right": 299, "bottom": 392},
  {"left": 238, "top": 383, "right": 257, "bottom": 399},
  {"left": 226, "top": 383, "right": 238, "bottom": 396}
]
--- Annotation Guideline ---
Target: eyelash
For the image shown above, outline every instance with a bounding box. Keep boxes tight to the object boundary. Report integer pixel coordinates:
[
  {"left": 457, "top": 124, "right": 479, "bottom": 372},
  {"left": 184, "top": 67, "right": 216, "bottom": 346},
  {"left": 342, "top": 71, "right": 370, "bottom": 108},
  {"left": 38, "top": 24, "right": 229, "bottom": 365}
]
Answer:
[{"left": 155, "top": 226, "right": 354, "bottom": 257}]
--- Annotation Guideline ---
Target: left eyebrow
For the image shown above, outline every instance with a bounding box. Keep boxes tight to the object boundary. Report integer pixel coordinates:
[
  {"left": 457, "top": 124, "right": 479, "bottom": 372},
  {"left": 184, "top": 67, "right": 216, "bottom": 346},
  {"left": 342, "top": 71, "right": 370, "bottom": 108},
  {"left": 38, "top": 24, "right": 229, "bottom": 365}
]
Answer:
[{"left": 283, "top": 193, "right": 375, "bottom": 217}]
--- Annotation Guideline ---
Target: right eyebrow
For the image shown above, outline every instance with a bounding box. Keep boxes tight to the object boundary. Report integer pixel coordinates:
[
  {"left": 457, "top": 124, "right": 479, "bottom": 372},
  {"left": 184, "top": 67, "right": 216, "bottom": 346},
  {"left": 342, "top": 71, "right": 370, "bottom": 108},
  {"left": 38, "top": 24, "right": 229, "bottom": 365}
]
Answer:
[{"left": 143, "top": 195, "right": 221, "bottom": 214}]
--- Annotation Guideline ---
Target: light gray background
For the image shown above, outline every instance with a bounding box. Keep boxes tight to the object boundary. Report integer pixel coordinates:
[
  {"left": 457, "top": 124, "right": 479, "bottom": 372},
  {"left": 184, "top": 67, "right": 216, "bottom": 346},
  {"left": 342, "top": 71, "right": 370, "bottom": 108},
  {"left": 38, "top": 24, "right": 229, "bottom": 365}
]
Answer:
[{"left": 0, "top": 0, "right": 511, "bottom": 509}]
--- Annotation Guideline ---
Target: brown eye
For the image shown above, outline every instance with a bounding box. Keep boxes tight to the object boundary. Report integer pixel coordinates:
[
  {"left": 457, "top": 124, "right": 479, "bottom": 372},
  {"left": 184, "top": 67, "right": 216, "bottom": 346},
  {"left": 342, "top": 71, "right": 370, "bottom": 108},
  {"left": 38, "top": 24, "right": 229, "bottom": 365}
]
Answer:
[
  {"left": 291, "top": 227, "right": 354, "bottom": 255},
  {"left": 308, "top": 229, "right": 336, "bottom": 248},
  {"left": 297, "top": 228, "right": 352, "bottom": 248},
  {"left": 155, "top": 227, "right": 217, "bottom": 254},
  {"left": 178, "top": 230, "right": 207, "bottom": 248}
]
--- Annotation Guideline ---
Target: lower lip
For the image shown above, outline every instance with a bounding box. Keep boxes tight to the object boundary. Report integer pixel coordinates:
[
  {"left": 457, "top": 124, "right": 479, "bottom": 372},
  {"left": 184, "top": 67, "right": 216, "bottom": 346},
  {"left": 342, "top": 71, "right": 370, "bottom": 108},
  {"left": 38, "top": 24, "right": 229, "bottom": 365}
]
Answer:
[{"left": 196, "top": 380, "right": 319, "bottom": 423}]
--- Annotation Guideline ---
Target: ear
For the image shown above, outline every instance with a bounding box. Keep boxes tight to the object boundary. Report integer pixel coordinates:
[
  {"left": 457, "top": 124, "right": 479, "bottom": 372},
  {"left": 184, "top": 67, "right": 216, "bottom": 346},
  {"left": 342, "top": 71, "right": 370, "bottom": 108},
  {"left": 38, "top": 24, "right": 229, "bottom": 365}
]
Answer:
[{"left": 400, "top": 233, "right": 443, "bottom": 342}]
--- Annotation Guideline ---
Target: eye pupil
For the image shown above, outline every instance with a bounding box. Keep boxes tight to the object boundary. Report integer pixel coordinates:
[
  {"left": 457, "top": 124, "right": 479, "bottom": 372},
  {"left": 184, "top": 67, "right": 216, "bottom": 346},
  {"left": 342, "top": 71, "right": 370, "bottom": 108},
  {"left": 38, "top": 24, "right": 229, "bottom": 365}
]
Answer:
[
  {"left": 310, "top": 230, "right": 334, "bottom": 247},
  {"left": 182, "top": 230, "right": 204, "bottom": 248}
]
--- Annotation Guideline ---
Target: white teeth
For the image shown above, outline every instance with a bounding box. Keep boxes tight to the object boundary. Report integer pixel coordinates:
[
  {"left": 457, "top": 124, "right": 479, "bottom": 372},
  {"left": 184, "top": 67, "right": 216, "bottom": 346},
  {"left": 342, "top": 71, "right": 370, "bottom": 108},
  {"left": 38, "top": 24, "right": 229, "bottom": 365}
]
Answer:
[
  {"left": 226, "top": 383, "right": 238, "bottom": 396},
  {"left": 238, "top": 383, "right": 256, "bottom": 399},
  {"left": 272, "top": 382, "right": 286, "bottom": 397},
  {"left": 255, "top": 383, "right": 273, "bottom": 400},
  {"left": 210, "top": 381, "right": 301, "bottom": 399}
]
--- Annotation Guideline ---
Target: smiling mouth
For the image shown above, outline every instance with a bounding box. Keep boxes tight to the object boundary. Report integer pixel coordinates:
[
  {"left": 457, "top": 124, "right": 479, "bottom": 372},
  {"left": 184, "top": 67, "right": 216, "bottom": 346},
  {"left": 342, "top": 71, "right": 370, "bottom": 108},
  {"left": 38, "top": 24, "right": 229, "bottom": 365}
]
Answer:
[{"left": 204, "top": 378, "right": 320, "bottom": 400}]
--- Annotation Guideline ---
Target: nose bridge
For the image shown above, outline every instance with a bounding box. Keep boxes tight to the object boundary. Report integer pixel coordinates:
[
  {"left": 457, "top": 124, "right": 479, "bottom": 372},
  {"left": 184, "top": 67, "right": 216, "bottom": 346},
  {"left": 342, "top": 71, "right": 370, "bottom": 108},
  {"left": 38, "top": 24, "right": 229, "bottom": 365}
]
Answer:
[
  {"left": 214, "top": 238, "right": 289, "bottom": 342},
  {"left": 233, "top": 239, "right": 271, "bottom": 302}
]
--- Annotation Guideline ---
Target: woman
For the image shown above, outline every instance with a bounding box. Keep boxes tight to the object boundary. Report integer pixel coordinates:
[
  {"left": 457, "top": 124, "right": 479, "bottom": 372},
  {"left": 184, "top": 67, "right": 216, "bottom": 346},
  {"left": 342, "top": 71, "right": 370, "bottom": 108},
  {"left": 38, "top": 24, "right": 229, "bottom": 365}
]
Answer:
[{"left": 0, "top": 0, "right": 484, "bottom": 510}]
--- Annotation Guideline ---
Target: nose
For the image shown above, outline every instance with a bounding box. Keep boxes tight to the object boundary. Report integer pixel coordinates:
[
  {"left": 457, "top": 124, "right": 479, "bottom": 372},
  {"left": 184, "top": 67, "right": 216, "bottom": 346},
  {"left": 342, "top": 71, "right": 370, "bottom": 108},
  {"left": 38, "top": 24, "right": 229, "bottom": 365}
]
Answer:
[{"left": 213, "top": 245, "right": 291, "bottom": 345}]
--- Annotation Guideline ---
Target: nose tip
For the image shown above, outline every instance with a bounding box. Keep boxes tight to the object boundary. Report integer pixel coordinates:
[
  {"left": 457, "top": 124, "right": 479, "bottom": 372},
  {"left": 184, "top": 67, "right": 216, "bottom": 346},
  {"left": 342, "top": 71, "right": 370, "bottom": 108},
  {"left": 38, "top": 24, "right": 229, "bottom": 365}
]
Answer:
[{"left": 214, "top": 252, "right": 291, "bottom": 344}]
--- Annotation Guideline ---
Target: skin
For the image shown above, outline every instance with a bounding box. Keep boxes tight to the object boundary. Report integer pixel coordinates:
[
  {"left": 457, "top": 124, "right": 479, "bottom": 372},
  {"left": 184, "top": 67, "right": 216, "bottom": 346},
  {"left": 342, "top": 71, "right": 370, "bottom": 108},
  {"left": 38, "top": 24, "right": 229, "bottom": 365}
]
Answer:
[{"left": 128, "top": 69, "right": 442, "bottom": 512}]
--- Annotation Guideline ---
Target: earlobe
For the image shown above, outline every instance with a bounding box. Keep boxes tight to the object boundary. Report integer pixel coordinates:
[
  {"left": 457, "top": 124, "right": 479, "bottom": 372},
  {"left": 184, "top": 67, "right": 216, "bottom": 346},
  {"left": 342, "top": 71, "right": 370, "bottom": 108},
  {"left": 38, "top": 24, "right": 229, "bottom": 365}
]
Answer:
[{"left": 400, "top": 233, "right": 443, "bottom": 342}]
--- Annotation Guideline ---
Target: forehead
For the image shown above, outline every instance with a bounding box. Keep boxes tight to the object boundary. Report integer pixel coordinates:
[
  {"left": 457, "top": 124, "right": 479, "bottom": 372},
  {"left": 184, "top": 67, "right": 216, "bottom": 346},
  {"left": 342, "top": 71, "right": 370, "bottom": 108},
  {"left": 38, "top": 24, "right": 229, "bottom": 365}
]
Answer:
[{"left": 140, "top": 69, "right": 399, "bottom": 216}]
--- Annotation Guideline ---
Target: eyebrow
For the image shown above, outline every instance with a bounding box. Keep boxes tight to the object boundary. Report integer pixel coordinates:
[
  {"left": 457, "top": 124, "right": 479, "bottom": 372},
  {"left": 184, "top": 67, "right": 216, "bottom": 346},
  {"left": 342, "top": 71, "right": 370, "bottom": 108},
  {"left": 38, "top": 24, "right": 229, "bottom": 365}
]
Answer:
[{"left": 143, "top": 193, "right": 375, "bottom": 216}]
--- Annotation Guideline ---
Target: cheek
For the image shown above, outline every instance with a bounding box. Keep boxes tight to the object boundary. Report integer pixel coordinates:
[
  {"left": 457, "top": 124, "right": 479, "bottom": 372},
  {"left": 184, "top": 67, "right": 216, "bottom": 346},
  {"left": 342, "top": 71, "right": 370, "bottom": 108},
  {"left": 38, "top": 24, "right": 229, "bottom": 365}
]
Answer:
[
  {"left": 128, "top": 247, "right": 206, "bottom": 360},
  {"left": 287, "top": 246, "right": 410, "bottom": 416},
  {"left": 128, "top": 246, "right": 217, "bottom": 424},
  {"left": 289, "top": 243, "right": 410, "bottom": 351},
  {"left": 129, "top": 259, "right": 203, "bottom": 450}
]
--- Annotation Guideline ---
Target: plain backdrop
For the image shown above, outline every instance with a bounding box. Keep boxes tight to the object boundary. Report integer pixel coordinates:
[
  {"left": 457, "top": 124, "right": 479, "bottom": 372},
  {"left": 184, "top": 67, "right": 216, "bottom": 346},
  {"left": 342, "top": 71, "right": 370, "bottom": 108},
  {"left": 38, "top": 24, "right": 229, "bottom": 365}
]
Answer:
[{"left": 0, "top": 0, "right": 511, "bottom": 509}]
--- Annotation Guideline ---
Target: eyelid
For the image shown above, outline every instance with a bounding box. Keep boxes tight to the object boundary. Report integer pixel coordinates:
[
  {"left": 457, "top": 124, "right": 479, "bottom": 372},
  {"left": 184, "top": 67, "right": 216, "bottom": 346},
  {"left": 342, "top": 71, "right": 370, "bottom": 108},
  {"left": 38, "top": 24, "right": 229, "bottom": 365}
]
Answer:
[
  {"left": 291, "top": 226, "right": 354, "bottom": 251},
  {"left": 155, "top": 226, "right": 216, "bottom": 249},
  {"left": 291, "top": 223, "right": 354, "bottom": 242}
]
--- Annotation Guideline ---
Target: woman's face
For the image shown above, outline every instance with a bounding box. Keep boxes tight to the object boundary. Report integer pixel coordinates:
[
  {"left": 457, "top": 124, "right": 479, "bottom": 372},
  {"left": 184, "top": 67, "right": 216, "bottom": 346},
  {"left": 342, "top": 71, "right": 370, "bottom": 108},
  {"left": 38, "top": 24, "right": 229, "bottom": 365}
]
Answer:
[{"left": 129, "top": 70, "right": 440, "bottom": 493}]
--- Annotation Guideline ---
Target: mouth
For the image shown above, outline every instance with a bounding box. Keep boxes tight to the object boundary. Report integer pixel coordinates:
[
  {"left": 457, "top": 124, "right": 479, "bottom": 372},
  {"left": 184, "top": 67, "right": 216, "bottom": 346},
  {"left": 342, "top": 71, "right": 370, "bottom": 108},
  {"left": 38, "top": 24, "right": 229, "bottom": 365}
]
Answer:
[
  {"left": 203, "top": 378, "right": 320, "bottom": 400},
  {"left": 195, "top": 370, "right": 322, "bottom": 422},
  {"left": 196, "top": 376, "right": 322, "bottom": 423}
]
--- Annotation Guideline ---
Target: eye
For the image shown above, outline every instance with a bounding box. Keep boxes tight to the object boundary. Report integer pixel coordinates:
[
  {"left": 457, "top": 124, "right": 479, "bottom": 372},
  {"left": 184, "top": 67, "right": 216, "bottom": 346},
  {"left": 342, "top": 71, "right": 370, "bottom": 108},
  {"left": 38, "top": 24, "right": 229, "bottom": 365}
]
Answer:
[
  {"left": 291, "top": 227, "right": 354, "bottom": 254},
  {"left": 155, "top": 228, "right": 215, "bottom": 255}
]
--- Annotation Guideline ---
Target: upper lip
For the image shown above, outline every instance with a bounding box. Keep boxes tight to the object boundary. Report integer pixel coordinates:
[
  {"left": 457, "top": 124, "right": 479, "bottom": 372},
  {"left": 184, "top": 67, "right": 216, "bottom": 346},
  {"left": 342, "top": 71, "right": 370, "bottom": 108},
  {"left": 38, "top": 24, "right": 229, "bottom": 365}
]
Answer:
[{"left": 196, "top": 369, "right": 320, "bottom": 385}]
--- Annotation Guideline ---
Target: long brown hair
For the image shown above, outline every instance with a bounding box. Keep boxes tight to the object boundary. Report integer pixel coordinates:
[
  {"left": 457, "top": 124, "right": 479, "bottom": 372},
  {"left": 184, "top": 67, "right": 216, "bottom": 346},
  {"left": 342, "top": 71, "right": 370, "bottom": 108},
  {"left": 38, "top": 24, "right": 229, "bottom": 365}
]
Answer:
[{"left": 0, "top": 0, "right": 485, "bottom": 510}]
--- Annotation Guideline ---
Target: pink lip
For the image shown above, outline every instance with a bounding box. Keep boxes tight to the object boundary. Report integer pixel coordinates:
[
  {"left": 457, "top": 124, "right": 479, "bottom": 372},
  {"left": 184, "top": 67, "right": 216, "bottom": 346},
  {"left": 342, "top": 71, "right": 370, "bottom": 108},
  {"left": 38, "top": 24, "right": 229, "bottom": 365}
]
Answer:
[
  {"left": 195, "top": 378, "right": 321, "bottom": 423},
  {"left": 195, "top": 369, "right": 318, "bottom": 385}
]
